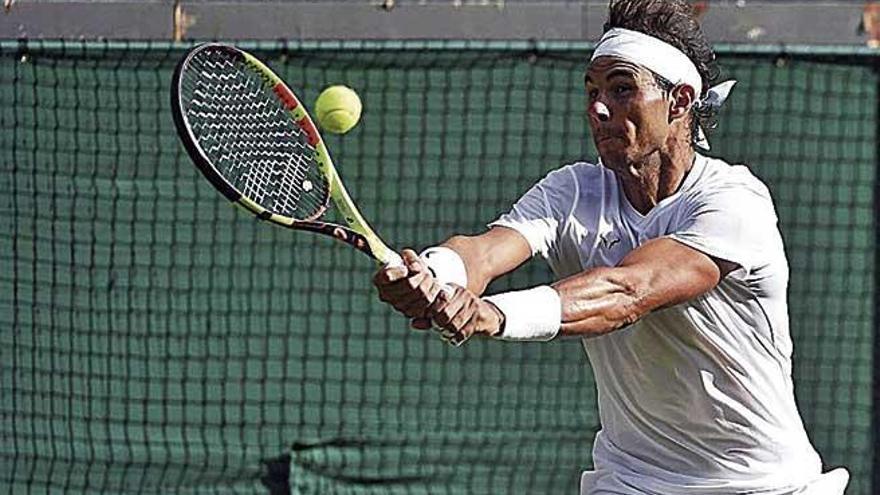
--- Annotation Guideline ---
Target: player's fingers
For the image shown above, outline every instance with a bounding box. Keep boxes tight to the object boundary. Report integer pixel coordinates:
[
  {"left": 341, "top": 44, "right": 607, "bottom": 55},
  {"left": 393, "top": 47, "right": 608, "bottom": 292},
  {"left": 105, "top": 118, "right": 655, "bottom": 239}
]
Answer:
[
  {"left": 418, "top": 270, "right": 443, "bottom": 300},
  {"left": 372, "top": 263, "right": 409, "bottom": 286},
  {"left": 462, "top": 306, "right": 487, "bottom": 336},
  {"left": 383, "top": 264, "right": 440, "bottom": 300},
  {"left": 405, "top": 268, "right": 434, "bottom": 293},
  {"left": 446, "top": 297, "right": 476, "bottom": 333},
  {"left": 445, "top": 333, "right": 468, "bottom": 347},
  {"left": 429, "top": 286, "right": 467, "bottom": 328},
  {"left": 462, "top": 301, "right": 501, "bottom": 338},
  {"left": 399, "top": 295, "right": 433, "bottom": 318},
  {"left": 436, "top": 325, "right": 467, "bottom": 347},
  {"left": 436, "top": 282, "right": 454, "bottom": 299},
  {"left": 410, "top": 317, "right": 432, "bottom": 330},
  {"left": 380, "top": 271, "right": 429, "bottom": 298},
  {"left": 380, "top": 277, "right": 439, "bottom": 315},
  {"left": 435, "top": 326, "right": 459, "bottom": 341},
  {"left": 426, "top": 286, "right": 452, "bottom": 324},
  {"left": 401, "top": 249, "right": 428, "bottom": 275},
  {"left": 393, "top": 288, "right": 428, "bottom": 307}
]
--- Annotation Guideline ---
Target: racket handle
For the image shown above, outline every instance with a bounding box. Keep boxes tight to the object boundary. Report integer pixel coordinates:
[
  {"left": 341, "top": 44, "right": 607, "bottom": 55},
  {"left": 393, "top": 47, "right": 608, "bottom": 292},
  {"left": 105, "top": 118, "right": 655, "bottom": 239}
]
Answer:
[{"left": 383, "top": 250, "right": 404, "bottom": 268}]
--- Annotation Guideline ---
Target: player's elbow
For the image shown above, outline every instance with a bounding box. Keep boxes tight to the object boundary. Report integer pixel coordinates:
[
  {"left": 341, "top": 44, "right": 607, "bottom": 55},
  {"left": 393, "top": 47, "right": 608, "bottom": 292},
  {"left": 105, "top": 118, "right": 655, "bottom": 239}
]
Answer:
[
  {"left": 602, "top": 268, "right": 652, "bottom": 324},
  {"left": 557, "top": 267, "right": 650, "bottom": 336},
  {"left": 616, "top": 262, "right": 715, "bottom": 318}
]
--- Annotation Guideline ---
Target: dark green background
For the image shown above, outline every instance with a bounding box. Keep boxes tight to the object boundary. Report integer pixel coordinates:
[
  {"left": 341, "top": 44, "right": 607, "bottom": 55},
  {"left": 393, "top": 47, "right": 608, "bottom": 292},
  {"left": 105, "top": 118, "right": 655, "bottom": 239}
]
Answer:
[{"left": 1, "top": 42, "right": 875, "bottom": 494}]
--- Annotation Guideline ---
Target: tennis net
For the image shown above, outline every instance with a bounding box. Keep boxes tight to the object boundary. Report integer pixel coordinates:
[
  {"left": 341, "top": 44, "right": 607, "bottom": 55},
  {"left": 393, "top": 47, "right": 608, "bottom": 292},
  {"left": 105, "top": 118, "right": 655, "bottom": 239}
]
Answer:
[{"left": 1, "top": 40, "right": 876, "bottom": 494}]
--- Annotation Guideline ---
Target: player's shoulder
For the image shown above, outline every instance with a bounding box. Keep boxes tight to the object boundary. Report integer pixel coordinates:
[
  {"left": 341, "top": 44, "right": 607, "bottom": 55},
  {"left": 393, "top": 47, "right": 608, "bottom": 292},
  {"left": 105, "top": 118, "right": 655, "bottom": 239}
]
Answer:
[
  {"left": 564, "top": 160, "right": 607, "bottom": 177},
  {"left": 692, "top": 154, "right": 772, "bottom": 200},
  {"left": 529, "top": 161, "right": 610, "bottom": 216},
  {"left": 541, "top": 160, "right": 609, "bottom": 187},
  {"left": 541, "top": 161, "right": 614, "bottom": 202}
]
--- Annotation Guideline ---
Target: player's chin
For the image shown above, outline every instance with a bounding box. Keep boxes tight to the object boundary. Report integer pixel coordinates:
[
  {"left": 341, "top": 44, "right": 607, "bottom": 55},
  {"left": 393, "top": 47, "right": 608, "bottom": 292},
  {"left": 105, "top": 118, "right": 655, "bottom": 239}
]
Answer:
[{"left": 595, "top": 140, "right": 630, "bottom": 169}]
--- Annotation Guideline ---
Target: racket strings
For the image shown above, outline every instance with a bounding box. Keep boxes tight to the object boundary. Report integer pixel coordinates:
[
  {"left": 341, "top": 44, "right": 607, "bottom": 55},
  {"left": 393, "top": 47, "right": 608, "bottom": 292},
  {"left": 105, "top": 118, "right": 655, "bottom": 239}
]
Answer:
[{"left": 181, "top": 47, "right": 329, "bottom": 220}]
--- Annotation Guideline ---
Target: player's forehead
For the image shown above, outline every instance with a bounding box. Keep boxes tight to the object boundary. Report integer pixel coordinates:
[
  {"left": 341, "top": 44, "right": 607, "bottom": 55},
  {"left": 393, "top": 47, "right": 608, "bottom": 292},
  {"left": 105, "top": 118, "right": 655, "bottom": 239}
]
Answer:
[{"left": 585, "top": 56, "right": 653, "bottom": 85}]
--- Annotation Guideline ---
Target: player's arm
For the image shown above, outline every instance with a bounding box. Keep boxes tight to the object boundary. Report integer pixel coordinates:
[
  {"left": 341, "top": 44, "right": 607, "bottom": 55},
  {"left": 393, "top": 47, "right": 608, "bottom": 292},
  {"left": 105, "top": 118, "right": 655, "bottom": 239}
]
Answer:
[
  {"left": 378, "top": 165, "right": 571, "bottom": 336},
  {"left": 555, "top": 237, "right": 736, "bottom": 336},
  {"left": 427, "top": 237, "right": 736, "bottom": 341},
  {"left": 372, "top": 226, "right": 531, "bottom": 324},
  {"left": 438, "top": 226, "right": 531, "bottom": 295}
]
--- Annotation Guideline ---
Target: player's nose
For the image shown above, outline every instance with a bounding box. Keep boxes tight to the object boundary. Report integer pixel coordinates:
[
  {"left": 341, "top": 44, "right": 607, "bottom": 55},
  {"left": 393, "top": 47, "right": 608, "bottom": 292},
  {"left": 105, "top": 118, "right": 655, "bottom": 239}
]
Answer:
[{"left": 588, "top": 100, "right": 611, "bottom": 122}]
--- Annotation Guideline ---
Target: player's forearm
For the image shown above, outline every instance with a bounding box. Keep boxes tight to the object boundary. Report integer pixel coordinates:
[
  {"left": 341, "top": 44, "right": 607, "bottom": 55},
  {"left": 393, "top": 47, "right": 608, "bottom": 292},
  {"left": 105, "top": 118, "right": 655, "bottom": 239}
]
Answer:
[
  {"left": 552, "top": 266, "right": 648, "bottom": 337},
  {"left": 430, "top": 227, "right": 532, "bottom": 296},
  {"left": 552, "top": 239, "right": 728, "bottom": 337},
  {"left": 440, "top": 235, "right": 500, "bottom": 295}
]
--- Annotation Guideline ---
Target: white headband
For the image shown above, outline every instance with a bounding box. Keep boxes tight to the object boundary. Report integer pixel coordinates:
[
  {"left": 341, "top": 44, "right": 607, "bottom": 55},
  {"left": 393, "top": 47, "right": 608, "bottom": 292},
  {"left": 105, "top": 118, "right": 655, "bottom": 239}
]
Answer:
[
  {"left": 590, "top": 28, "right": 736, "bottom": 150},
  {"left": 592, "top": 28, "right": 704, "bottom": 96}
]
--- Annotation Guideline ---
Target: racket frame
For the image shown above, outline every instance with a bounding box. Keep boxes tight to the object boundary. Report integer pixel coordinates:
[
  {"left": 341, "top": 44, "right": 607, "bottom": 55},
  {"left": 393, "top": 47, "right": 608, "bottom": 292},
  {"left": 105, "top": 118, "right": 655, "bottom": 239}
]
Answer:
[{"left": 171, "top": 43, "right": 401, "bottom": 266}]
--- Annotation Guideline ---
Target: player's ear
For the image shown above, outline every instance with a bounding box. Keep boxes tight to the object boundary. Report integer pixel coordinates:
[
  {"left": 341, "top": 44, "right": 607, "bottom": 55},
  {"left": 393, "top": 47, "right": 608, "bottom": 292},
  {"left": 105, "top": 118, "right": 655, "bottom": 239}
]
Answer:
[{"left": 669, "top": 84, "right": 696, "bottom": 121}]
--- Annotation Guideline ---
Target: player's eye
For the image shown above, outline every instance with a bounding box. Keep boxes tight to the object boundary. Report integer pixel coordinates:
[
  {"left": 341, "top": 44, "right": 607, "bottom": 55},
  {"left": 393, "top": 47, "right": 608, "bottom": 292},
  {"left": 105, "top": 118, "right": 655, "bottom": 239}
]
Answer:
[
  {"left": 587, "top": 88, "right": 599, "bottom": 100},
  {"left": 613, "top": 84, "right": 633, "bottom": 96}
]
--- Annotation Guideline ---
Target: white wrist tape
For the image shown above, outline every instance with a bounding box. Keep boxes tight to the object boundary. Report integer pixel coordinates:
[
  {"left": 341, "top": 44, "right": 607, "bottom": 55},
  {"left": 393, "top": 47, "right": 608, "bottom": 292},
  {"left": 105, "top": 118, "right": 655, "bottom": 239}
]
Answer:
[
  {"left": 484, "top": 286, "right": 561, "bottom": 341},
  {"left": 419, "top": 246, "right": 467, "bottom": 287}
]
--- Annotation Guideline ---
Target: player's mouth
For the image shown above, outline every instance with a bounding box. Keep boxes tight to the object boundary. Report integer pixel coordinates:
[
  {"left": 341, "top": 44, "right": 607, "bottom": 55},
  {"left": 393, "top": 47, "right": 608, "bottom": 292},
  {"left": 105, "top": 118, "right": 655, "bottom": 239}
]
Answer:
[{"left": 596, "top": 133, "right": 625, "bottom": 144}]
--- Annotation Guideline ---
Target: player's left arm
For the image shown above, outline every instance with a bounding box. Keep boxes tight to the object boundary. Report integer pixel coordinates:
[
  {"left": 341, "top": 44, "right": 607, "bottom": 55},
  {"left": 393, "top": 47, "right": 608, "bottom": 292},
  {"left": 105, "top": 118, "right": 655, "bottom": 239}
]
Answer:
[
  {"left": 428, "top": 237, "right": 736, "bottom": 340},
  {"left": 430, "top": 177, "right": 771, "bottom": 341},
  {"left": 554, "top": 237, "right": 736, "bottom": 337}
]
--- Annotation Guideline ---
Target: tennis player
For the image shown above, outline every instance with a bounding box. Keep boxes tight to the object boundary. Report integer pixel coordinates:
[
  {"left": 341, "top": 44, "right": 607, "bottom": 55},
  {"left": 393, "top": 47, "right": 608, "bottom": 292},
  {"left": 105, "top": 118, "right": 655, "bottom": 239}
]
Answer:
[{"left": 373, "top": 0, "right": 849, "bottom": 493}]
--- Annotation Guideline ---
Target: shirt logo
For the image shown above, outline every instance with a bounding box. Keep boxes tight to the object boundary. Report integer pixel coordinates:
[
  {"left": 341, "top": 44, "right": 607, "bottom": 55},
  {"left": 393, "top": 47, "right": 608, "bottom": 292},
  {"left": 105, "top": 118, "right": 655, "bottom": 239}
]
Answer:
[{"left": 599, "top": 232, "right": 621, "bottom": 249}]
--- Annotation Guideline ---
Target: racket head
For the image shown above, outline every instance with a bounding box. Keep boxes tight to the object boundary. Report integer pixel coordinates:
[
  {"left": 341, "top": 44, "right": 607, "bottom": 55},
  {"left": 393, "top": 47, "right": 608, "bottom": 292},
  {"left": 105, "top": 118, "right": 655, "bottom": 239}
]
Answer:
[
  {"left": 171, "top": 43, "right": 330, "bottom": 224},
  {"left": 171, "top": 43, "right": 401, "bottom": 267}
]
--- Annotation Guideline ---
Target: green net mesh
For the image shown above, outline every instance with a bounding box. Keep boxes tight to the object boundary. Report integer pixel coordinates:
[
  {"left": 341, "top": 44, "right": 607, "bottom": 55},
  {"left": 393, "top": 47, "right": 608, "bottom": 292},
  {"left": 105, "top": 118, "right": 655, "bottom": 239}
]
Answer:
[{"left": 0, "top": 41, "right": 876, "bottom": 494}]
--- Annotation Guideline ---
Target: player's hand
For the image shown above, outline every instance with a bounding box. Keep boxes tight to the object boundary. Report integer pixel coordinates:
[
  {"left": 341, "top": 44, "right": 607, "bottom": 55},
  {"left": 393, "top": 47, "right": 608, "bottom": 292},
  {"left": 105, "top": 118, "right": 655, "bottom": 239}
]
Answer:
[
  {"left": 373, "top": 248, "right": 442, "bottom": 327},
  {"left": 428, "top": 285, "right": 505, "bottom": 345}
]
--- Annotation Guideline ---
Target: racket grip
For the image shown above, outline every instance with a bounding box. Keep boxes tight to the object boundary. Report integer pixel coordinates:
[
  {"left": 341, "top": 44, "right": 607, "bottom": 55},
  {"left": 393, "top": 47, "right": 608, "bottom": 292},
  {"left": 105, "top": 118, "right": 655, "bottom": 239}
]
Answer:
[{"left": 383, "top": 250, "right": 404, "bottom": 268}]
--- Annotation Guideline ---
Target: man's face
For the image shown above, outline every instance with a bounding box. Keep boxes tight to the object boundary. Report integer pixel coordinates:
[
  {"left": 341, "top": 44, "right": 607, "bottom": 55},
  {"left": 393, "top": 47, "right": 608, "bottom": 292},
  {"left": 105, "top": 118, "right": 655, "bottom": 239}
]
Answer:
[{"left": 585, "top": 56, "right": 673, "bottom": 170}]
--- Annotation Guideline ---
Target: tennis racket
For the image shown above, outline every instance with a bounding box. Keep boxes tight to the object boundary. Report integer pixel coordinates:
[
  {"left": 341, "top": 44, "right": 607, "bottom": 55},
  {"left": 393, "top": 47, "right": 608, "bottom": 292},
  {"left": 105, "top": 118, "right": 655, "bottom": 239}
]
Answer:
[{"left": 170, "top": 43, "right": 402, "bottom": 267}]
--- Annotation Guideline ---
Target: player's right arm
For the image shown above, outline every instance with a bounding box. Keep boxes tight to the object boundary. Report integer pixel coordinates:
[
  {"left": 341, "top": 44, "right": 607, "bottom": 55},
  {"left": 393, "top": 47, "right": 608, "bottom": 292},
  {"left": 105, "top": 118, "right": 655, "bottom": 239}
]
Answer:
[
  {"left": 372, "top": 226, "right": 531, "bottom": 326},
  {"left": 374, "top": 164, "right": 574, "bottom": 328},
  {"left": 439, "top": 226, "right": 531, "bottom": 294}
]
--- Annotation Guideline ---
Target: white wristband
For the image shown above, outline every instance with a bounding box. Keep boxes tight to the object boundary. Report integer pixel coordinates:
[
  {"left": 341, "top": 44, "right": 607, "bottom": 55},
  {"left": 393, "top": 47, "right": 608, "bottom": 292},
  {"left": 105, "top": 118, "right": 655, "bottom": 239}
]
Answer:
[
  {"left": 484, "top": 286, "right": 561, "bottom": 341},
  {"left": 419, "top": 246, "right": 468, "bottom": 287}
]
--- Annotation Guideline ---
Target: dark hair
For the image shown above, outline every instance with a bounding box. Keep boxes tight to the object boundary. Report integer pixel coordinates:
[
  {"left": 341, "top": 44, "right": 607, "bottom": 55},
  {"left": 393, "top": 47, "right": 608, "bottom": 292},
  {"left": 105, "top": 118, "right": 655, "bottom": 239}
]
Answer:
[{"left": 604, "top": 0, "right": 721, "bottom": 144}]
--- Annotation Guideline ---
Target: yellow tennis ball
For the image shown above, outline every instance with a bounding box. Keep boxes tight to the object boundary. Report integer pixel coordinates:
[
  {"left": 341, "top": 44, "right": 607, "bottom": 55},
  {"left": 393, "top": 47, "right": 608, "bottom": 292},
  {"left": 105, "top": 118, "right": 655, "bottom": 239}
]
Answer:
[{"left": 314, "top": 85, "right": 362, "bottom": 134}]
